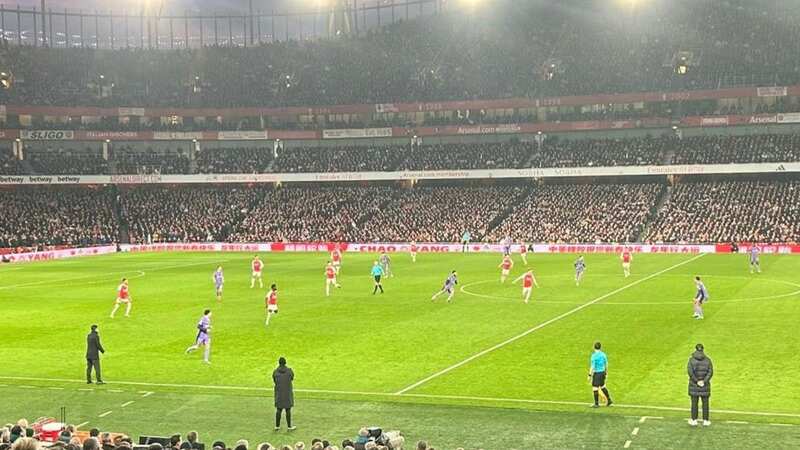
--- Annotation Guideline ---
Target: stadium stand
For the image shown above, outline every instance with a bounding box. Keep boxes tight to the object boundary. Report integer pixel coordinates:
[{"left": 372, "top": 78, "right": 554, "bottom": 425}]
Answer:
[
  {"left": 359, "top": 185, "right": 527, "bottom": 242},
  {"left": 0, "top": 188, "right": 119, "bottom": 249},
  {"left": 270, "top": 146, "right": 405, "bottom": 173},
  {"left": 2, "top": 1, "right": 800, "bottom": 108},
  {"left": 113, "top": 146, "right": 191, "bottom": 175},
  {"left": 645, "top": 180, "right": 800, "bottom": 243},
  {"left": 195, "top": 147, "right": 274, "bottom": 174},
  {"left": 121, "top": 187, "right": 257, "bottom": 244},
  {"left": 0, "top": 420, "right": 408, "bottom": 450},
  {"left": 5, "top": 134, "right": 800, "bottom": 176},
  {"left": 487, "top": 184, "right": 663, "bottom": 244},
  {"left": 229, "top": 186, "right": 392, "bottom": 243}
]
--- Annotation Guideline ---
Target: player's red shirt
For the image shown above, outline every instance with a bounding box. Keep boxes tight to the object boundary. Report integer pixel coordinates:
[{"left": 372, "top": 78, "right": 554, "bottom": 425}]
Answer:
[
  {"left": 332, "top": 250, "right": 341, "bottom": 263},
  {"left": 118, "top": 283, "right": 129, "bottom": 299},
  {"left": 520, "top": 244, "right": 527, "bottom": 254},
  {"left": 326, "top": 266, "right": 335, "bottom": 279},
  {"left": 501, "top": 258, "right": 512, "bottom": 270},
  {"left": 523, "top": 273, "right": 534, "bottom": 288},
  {"left": 410, "top": 244, "right": 418, "bottom": 253},
  {"left": 622, "top": 252, "right": 631, "bottom": 263},
  {"left": 252, "top": 259, "right": 262, "bottom": 272},
  {"left": 266, "top": 291, "right": 278, "bottom": 306}
]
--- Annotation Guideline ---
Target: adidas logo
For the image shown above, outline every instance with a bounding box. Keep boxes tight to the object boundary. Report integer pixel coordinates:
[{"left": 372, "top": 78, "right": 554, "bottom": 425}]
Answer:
[{"left": 776, "top": 164, "right": 786, "bottom": 171}]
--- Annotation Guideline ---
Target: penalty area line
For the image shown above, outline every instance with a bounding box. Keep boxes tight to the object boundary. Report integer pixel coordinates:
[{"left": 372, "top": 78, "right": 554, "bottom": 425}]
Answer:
[{"left": 395, "top": 253, "right": 707, "bottom": 395}]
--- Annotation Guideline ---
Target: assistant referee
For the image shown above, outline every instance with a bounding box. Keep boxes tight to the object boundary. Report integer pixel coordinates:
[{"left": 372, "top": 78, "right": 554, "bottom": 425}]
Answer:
[{"left": 589, "top": 341, "right": 613, "bottom": 407}]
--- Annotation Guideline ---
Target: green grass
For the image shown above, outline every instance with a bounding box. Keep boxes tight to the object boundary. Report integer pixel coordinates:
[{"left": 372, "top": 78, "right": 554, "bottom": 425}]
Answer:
[{"left": 1, "top": 251, "right": 800, "bottom": 449}]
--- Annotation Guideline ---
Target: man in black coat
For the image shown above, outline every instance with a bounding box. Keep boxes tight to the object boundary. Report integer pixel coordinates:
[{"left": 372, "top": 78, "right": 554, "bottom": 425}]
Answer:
[
  {"left": 272, "top": 356, "right": 295, "bottom": 431},
  {"left": 687, "top": 343, "right": 713, "bottom": 426},
  {"left": 86, "top": 324, "right": 105, "bottom": 384}
]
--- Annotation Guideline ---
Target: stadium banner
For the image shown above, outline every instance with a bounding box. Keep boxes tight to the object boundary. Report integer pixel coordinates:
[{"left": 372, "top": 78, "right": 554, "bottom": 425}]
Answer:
[
  {"left": 113, "top": 242, "right": 724, "bottom": 254},
  {"left": 699, "top": 116, "right": 729, "bottom": 127},
  {"left": 322, "top": 128, "right": 393, "bottom": 139},
  {"left": 3, "top": 245, "right": 117, "bottom": 263},
  {"left": 0, "top": 129, "right": 20, "bottom": 139},
  {"left": 152, "top": 131, "right": 212, "bottom": 140},
  {"left": 747, "top": 114, "right": 778, "bottom": 124},
  {"left": 20, "top": 130, "right": 75, "bottom": 140},
  {"left": 756, "top": 86, "right": 787, "bottom": 97},
  {"left": 118, "top": 107, "right": 146, "bottom": 116},
  {"left": 1, "top": 162, "right": 798, "bottom": 185},
  {"left": 217, "top": 130, "right": 269, "bottom": 140},
  {"left": 777, "top": 112, "right": 800, "bottom": 124},
  {"left": 121, "top": 243, "right": 272, "bottom": 252},
  {"left": 78, "top": 131, "right": 150, "bottom": 140}
]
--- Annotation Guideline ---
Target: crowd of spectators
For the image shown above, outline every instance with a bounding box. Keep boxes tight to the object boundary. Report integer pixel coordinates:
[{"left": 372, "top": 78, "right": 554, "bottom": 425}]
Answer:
[
  {"left": 359, "top": 185, "right": 526, "bottom": 242},
  {"left": 4, "top": 133, "right": 800, "bottom": 176},
  {"left": 533, "top": 137, "right": 670, "bottom": 168},
  {"left": 645, "top": 180, "right": 800, "bottom": 243},
  {"left": 113, "top": 146, "right": 191, "bottom": 175},
  {"left": 196, "top": 147, "right": 274, "bottom": 174},
  {"left": 271, "top": 147, "right": 405, "bottom": 173},
  {"left": 121, "top": 187, "right": 257, "bottom": 243},
  {"left": 2, "top": 1, "right": 800, "bottom": 108},
  {"left": 0, "top": 146, "right": 23, "bottom": 175},
  {"left": 0, "top": 420, "right": 425, "bottom": 450},
  {"left": 2, "top": 179, "right": 799, "bottom": 248},
  {"left": 0, "top": 188, "right": 118, "bottom": 248},
  {"left": 488, "top": 183, "right": 663, "bottom": 244},
  {"left": 670, "top": 134, "right": 800, "bottom": 165},
  {"left": 397, "top": 143, "right": 531, "bottom": 171},
  {"left": 25, "top": 146, "right": 108, "bottom": 175},
  {"left": 229, "top": 186, "right": 391, "bottom": 242}
]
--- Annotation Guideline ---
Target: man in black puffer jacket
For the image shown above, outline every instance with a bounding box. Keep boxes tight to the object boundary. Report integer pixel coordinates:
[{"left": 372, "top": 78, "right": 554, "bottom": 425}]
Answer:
[{"left": 687, "top": 343, "right": 714, "bottom": 426}]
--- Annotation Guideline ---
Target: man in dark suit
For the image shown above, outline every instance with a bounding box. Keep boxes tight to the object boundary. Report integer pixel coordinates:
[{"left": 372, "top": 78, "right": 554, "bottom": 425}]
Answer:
[
  {"left": 272, "top": 356, "right": 295, "bottom": 431},
  {"left": 86, "top": 324, "right": 105, "bottom": 384}
]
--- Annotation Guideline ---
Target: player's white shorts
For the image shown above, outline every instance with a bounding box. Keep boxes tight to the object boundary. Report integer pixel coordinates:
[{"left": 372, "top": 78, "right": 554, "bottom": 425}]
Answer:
[
  {"left": 522, "top": 287, "right": 532, "bottom": 296},
  {"left": 267, "top": 304, "right": 278, "bottom": 313},
  {"left": 252, "top": 270, "right": 262, "bottom": 278},
  {"left": 622, "top": 262, "right": 630, "bottom": 270},
  {"left": 332, "top": 261, "right": 341, "bottom": 268},
  {"left": 501, "top": 269, "right": 510, "bottom": 277},
  {"left": 115, "top": 297, "right": 131, "bottom": 304},
  {"left": 326, "top": 277, "right": 337, "bottom": 285}
]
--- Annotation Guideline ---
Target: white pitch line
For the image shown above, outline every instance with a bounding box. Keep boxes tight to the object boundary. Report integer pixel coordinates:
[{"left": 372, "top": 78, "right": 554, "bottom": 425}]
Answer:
[
  {"left": 726, "top": 420, "right": 749, "bottom": 424},
  {"left": 770, "top": 423, "right": 795, "bottom": 427},
  {"left": 76, "top": 422, "right": 90, "bottom": 428},
  {"left": 121, "top": 401, "right": 135, "bottom": 407},
  {"left": 109, "top": 389, "right": 124, "bottom": 393},
  {"left": 631, "top": 427, "right": 639, "bottom": 436},
  {"left": 639, "top": 416, "right": 663, "bottom": 423},
  {"left": 48, "top": 387, "right": 65, "bottom": 390},
  {"left": 141, "top": 391, "right": 154, "bottom": 398},
  {"left": 1, "top": 375, "right": 799, "bottom": 419},
  {"left": 396, "top": 254, "right": 707, "bottom": 395},
  {"left": 98, "top": 411, "right": 113, "bottom": 418},
  {"left": 623, "top": 440, "right": 632, "bottom": 449}
]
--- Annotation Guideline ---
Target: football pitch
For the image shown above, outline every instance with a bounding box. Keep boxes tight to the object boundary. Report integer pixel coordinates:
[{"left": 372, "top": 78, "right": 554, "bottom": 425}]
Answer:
[{"left": 2, "top": 250, "right": 800, "bottom": 449}]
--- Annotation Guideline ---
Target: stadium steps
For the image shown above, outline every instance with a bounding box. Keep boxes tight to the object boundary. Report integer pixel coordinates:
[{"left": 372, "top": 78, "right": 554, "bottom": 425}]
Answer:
[
  {"left": 111, "top": 187, "right": 131, "bottom": 244},
  {"left": 484, "top": 184, "right": 537, "bottom": 238},
  {"left": 638, "top": 184, "right": 672, "bottom": 241}
]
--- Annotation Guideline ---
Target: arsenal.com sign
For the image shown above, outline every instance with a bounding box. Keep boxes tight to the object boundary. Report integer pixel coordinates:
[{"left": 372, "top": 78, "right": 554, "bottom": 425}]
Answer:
[{"left": 20, "top": 130, "right": 75, "bottom": 140}]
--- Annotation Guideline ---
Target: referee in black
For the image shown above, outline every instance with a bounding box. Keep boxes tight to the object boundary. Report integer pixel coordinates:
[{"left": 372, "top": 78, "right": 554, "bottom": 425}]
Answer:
[
  {"left": 588, "top": 341, "right": 612, "bottom": 407},
  {"left": 86, "top": 324, "right": 105, "bottom": 384}
]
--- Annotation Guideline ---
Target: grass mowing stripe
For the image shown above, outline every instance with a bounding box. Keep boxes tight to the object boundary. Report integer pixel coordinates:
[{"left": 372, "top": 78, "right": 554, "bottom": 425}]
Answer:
[{"left": 395, "top": 253, "right": 707, "bottom": 395}]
